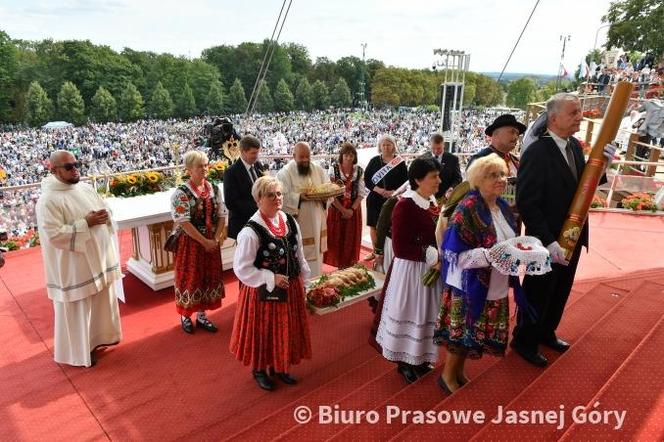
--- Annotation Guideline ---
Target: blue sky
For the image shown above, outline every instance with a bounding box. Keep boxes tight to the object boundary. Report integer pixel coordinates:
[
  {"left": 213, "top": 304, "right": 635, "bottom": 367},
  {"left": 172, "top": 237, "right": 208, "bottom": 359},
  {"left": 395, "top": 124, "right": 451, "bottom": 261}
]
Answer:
[{"left": 0, "top": 0, "right": 614, "bottom": 75}]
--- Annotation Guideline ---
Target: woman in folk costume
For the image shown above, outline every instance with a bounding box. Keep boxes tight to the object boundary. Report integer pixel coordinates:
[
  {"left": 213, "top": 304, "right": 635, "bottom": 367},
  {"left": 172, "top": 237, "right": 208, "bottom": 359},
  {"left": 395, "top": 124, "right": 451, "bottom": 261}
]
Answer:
[
  {"left": 364, "top": 134, "right": 409, "bottom": 260},
  {"left": 170, "top": 150, "right": 226, "bottom": 334},
  {"left": 372, "top": 158, "right": 443, "bottom": 384},
  {"left": 230, "top": 176, "right": 312, "bottom": 391},
  {"left": 324, "top": 142, "right": 367, "bottom": 268},
  {"left": 433, "top": 154, "right": 534, "bottom": 394}
]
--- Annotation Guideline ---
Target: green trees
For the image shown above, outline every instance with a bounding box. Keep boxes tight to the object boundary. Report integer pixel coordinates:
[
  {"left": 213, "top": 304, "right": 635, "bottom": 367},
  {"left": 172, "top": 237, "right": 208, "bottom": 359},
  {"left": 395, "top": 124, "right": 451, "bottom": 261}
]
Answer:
[
  {"left": 57, "top": 81, "right": 86, "bottom": 125},
  {"left": 206, "top": 80, "right": 225, "bottom": 115},
  {"left": 604, "top": 0, "right": 664, "bottom": 57},
  {"left": 25, "top": 81, "right": 52, "bottom": 127},
  {"left": 119, "top": 82, "right": 145, "bottom": 122},
  {"left": 312, "top": 80, "right": 330, "bottom": 110},
  {"left": 176, "top": 83, "right": 196, "bottom": 118},
  {"left": 1, "top": 28, "right": 585, "bottom": 123},
  {"left": 90, "top": 86, "right": 117, "bottom": 122},
  {"left": 0, "top": 31, "right": 18, "bottom": 121},
  {"left": 148, "top": 81, "right": 174, "bottom": 119},
  {"left": 506, "top": 77, "right": 539, "bottom": 110},
  {"left": 255, "top": 81, "right": 273, "bottom": 113},
  {"left": 295, "top": 77, "right": 314, "bottom": 111},
  {"left": 227, "top": 78, "right": 248, "bottom": 114},
  {"left": 273, "top": 79, "right": 294, "bottom": 112},
  {"left": 330, "top": 78, "right": 352, "bottom": 108}
]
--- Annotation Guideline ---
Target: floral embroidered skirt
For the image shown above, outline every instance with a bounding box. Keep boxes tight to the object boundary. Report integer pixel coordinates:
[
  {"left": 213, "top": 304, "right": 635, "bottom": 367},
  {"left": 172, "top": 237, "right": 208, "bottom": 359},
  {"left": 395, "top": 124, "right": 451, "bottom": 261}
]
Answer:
[
  {"left": 229, "top": 277, "right": 312, "bottom": 372},
  {"left": 433, "top": 285, "right": 509, "bottom": 359},
  {"left": 174, "top": 234, "right": 224, "bottom": 316}
]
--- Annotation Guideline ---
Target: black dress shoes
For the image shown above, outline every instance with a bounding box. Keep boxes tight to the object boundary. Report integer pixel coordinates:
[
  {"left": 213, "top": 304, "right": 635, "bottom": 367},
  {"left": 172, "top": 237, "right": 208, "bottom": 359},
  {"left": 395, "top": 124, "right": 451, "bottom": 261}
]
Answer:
[
  {"left": 414, "top": 362, "right": 434, "bottom": 376},
  {"left": 510, "top": 341, "right": 548, "bottom": 367},
  {"left": 437, "top": 376, "right": 454, "bottom": 395},
  {"left": 397, "top": 362, "right": 418, "bottom": 384},
  {"left": 196, "top": 317, "right": 218, "bottom": 333},
  {"left": 275, "top": 372, "right": 298, "bottom": 385},
  {"left": 252, "top": 370, "right": 275, "bottom": 391},
  {"left": 540, "top": 337, "right": 570, "bottom": 353},
  {"left": 181, "top": 316, "right": 194, "bottom": 334}
]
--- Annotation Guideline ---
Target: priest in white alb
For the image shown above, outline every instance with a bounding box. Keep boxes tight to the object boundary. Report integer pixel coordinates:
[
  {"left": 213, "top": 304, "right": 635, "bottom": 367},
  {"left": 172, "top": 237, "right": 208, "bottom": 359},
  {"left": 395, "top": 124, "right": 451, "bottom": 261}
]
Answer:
[
  {"left": 277, "top": 142, "right": 330, "bottom": 278},
  {"left": 36, "top": 150, "right": 123, "bottom": 368}
]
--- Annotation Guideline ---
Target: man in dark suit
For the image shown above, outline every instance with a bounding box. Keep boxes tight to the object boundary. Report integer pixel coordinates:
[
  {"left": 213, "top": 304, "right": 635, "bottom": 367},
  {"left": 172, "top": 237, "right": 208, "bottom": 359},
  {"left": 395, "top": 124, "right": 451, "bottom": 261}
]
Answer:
[
  {"left": 420, "top": 133, "right": 462, "bottom": 200},
  {"left": 223, "top": 135, "right": 265, "bottom": 240},
  {"left": 512, "top": 93, "right": 616, "bottom": 367}
]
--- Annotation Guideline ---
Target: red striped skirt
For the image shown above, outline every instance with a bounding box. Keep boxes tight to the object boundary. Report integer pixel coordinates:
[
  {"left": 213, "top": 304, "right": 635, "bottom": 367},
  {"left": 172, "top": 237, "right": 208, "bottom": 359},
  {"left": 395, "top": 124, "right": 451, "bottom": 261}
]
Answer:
[{"left": 229, "top": 277, "right": 312, "bottom": 372}]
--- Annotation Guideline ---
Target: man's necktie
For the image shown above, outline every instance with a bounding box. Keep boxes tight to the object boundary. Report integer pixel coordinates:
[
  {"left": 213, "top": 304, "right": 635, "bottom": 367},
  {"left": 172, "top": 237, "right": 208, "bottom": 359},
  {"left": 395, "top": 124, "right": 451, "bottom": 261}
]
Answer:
[
  {"left": 249, "top": 165, "right": 258, "bottom": 182},
  {"left": 565, "top": 141, "right": 578, "bottom": 181}
]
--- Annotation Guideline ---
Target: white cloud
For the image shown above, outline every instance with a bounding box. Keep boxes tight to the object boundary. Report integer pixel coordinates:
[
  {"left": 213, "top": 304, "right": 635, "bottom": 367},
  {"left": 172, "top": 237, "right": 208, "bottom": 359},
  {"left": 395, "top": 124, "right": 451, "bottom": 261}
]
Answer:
[{"left": 0, "top": 0, "right": 614, "bottom": 74}]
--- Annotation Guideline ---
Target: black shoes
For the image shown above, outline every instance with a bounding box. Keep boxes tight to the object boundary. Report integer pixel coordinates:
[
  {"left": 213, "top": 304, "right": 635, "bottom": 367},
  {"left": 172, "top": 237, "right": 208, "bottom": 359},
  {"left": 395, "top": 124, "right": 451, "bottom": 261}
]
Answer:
[
  {"left": 181, "top": 316, "right": 194, "bottom": 334},
  {"left": 437, "top": 376, "right": 454, "bottom": 395},
  {"left": 252, "top": 370, "right": 275, "bottom": 391},
  {"left": 196, "top": 317, "right": 218, "bottom": 333},
  {"left": 510, "top": 341, "right": 548, "bottom": 367},
  {"left": 397, "top": 362, "right": 419, "bottom": 384},
  {"left": 253, "top": 369, "right": 298, "bottom": 390},
  {"left": 267, "top": 367, "right": 298, "bottom": 385},
  {"left": 540, "top": 336, "right": 570, "bottom": 353},
  {"left": 181, "top": 316, "right": 218, "bottom": 333},
  {"left": 414, "top": 362, "right": 434, "bottom": 376},
  {"left": 89, "top": 351, "right": 97, "bottom": 367},
  {"left": 275, "top": 372, "right": 298, "bottom": 385}
]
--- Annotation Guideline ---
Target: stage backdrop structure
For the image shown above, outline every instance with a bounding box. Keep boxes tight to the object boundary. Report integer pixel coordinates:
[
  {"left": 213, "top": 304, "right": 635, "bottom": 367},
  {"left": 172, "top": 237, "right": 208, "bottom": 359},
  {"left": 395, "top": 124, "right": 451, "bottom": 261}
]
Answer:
[{"left": 433, "top": 49, "right": 470, "bottom": 153}]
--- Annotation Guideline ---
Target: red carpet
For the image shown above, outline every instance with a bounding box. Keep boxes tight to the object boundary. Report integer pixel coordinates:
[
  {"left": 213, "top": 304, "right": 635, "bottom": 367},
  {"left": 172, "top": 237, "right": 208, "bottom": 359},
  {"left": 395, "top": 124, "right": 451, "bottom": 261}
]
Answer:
[{"left": 0, "top": 212, "right": 663, "bottom": 441}]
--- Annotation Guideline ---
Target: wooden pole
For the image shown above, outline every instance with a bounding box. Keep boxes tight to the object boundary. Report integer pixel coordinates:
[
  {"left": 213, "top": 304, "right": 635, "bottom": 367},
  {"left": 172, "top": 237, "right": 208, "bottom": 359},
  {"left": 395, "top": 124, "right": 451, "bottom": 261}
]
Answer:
[{"left": 557, "top": 81, "right": 634, "bottom": 260}]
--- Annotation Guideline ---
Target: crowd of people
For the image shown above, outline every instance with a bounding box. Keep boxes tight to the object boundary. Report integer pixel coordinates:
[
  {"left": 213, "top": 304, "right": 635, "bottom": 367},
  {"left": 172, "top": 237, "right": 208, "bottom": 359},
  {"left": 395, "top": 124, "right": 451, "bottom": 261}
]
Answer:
[
  {"left": 21, "top": 93, "right": 620, "bottom": 400},
  {"left": 1, "top": 108, "right": 519, "bottom": 237},
  {"left": 584, "top": 55, "right": 664, "bottom": 97}
]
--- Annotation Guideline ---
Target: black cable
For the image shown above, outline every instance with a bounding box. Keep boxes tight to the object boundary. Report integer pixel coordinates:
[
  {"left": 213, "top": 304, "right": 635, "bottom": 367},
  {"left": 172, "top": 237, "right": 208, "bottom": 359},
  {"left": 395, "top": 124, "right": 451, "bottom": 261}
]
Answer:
[
  {"left": 249, "top": 0, "right": 293, "bottom": 115},
  {"left": 245, "top": 0, "right": 289, "bottom": 114},
  {"left": 497, "top": 0, "right": 541, "bottom": 83}
]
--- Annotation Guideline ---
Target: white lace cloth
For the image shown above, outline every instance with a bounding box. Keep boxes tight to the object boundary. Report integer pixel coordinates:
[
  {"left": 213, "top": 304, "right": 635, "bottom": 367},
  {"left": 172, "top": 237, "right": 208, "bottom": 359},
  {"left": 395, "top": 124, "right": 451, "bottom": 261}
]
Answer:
[{"left": 487, "top": 236, "right": 552, "bottom": 276}]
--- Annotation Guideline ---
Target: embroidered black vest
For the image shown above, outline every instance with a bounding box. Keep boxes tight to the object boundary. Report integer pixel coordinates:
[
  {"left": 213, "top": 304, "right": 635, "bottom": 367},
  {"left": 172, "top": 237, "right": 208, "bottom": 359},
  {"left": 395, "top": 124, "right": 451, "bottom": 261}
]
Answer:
[
  {"left": 332, "top": 164, "right": 362, "bottom": 203},
  {"left": 246, "top": 214, "right": 301, "bottom": 279},
  {"left": 178, "top": 183, "right": 220, "bottom": 235}
]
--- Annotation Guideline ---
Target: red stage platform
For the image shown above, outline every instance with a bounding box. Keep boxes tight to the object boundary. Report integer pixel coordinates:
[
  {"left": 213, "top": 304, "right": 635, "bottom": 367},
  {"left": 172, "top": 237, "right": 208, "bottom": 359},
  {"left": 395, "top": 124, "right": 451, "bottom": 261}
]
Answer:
[{"left": 0, "top": 211, "right": 662, "bottom": 441}]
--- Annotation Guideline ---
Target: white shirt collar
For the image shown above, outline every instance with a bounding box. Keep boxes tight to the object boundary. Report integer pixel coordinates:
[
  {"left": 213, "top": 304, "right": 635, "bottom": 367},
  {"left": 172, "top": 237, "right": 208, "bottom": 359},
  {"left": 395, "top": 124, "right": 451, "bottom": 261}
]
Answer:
[
  {"left": 548, "top": 130, "right": 569, "bottom": 151},
  {"left": 240, "top": 158, "right": 253, "bottom": 171},
  {"left": 403, "top": 189, "right": 437, "bottom": 210}
]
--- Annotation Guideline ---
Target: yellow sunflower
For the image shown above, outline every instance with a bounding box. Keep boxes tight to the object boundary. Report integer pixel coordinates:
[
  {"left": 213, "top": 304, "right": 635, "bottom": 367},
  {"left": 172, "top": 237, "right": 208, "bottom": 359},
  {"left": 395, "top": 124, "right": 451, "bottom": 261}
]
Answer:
[
  {"left": 127, "top": 175, "right": 138, "bottom": 185},
  {"left": 146, "top": 172, "right": 160, "bottom": 183}
]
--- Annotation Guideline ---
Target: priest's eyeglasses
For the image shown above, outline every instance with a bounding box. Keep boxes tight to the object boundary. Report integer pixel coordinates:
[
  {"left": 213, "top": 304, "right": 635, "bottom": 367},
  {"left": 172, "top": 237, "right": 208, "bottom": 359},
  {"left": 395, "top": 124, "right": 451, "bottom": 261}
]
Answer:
[{"left": 56, "top": 162, "right": 82, "bottom": 171}]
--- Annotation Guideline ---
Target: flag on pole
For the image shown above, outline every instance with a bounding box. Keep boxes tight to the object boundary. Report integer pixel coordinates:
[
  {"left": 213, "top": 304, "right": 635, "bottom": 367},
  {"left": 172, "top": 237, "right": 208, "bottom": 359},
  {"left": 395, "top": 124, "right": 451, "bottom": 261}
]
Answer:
[
  {"left": 580, "top": 58, "right": 590, "bottom": 78},
  {"left": 559, "top": 64, "right": 569, "bottom": 78}
]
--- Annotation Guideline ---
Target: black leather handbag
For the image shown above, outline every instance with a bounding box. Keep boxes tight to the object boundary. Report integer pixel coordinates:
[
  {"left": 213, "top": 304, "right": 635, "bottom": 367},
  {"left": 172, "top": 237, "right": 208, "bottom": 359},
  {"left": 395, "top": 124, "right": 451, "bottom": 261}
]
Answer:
[{"left": 164, "top": 228, "right": 181, "bottom": 253}]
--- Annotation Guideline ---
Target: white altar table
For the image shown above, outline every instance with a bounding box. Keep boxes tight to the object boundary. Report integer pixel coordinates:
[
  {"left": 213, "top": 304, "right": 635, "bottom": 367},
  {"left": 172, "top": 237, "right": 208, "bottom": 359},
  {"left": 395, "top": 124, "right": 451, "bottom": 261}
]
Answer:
[{"left": 106, "top": 185, "right": 235, "bottom": 291}]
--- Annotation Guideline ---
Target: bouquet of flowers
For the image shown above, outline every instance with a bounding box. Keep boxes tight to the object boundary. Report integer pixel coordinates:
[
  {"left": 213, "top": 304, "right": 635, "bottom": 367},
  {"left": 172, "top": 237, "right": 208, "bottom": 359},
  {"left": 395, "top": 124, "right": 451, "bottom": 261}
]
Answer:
[
  {"left": 582, "top": 108, "right": 602, "bottom": 119},
  {"left": 0, "top": 228, "right": 40, "bottom": 251},
  {"left": 207, "top": 160, "right": 228, "bottom": 184},
  {"left": 621, "top": 192, "right": 659, "bottom": 212},
  {"left": 109, "top": 171, "right": 166, "bottom": 197},
  {"left": 590, "top": 194, "right": 607, "bottom": 208}
]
